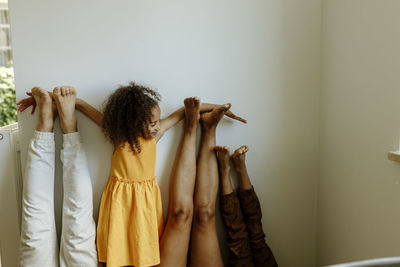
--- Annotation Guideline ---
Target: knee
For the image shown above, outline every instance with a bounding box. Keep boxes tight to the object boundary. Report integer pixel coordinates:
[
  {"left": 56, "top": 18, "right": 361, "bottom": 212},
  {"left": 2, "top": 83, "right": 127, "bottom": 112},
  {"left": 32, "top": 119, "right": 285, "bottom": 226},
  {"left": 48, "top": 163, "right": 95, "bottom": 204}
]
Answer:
[
  {"left": 169, "top": 204, "right": 193, "bottom": 228},
  {"left": 193, "top": 205, "right": 215, "bottom": 226}
]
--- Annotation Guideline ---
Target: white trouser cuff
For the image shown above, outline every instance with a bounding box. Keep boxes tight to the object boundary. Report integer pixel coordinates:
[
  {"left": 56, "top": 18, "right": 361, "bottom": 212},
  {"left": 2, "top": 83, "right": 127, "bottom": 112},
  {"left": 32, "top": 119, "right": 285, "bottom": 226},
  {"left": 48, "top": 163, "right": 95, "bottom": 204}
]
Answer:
[
  {"left": 63, "top": 132, "right": 81, "bottom": 147},
  {"left": 33, "top": 131, "right": 54, "bottom": 142}
]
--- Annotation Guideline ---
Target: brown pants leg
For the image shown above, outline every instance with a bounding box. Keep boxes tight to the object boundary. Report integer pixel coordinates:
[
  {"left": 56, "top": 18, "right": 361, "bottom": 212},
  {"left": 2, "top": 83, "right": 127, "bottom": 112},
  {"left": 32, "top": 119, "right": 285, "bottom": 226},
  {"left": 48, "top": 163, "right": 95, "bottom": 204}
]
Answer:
[
  {"left": 237, "top": 187, "right": 278, "bottom": 267},
  {"left": 220, "top": 192, "right": 254, "bottom": 267}
]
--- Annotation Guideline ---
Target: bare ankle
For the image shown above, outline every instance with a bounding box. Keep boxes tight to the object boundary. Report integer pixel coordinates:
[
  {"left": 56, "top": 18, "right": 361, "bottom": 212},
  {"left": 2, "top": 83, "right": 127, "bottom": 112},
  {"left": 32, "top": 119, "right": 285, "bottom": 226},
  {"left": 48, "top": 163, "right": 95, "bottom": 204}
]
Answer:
[
  {"left": 35, "top": 122, "right": 53, "bottom": 132},
  {"left": 62, "top": 120, "right": 78, "bottom": 133},
  {"left": 237, "top": 173, "right": 252, "bottom": 190}
]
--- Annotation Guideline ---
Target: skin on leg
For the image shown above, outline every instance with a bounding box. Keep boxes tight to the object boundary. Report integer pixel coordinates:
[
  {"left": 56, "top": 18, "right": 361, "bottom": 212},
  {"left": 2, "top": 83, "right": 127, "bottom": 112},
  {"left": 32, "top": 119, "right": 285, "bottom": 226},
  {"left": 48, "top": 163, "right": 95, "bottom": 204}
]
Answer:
[
  {"left": 232, "top": 146, "right": 251, "bottom": 190},
  {"left": 188, "top": 104, "right": 230, "bottom": 267},
  {"left": 157, "top": 97, "right": 200, "bottom": 267},
  {"left": 215, "top": 146, "right": 233, "bottom": 195},
  {"left": 31, "top": 87, "right": 56, "bottom": 132}
]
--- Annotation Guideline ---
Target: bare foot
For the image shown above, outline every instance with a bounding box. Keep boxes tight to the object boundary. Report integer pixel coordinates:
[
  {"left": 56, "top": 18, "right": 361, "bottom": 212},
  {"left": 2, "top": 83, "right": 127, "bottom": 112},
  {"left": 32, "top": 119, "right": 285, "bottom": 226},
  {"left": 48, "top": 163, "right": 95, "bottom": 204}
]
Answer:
[
  {"left": 31, "top": 87, "right": 56, "bottom": 132},
  {"left": 53, "top": 86, "right": 77, "bottom": 134},
  {"left": 232, "top": 145, "right": 252, "bottom": 190},
  {"left": 215, "top": 146, "right": 233, "bottom": 194},
  {"left": 200, "top": 103, "right": 231, "bottom": 130},
  {"left": 215, "top": 146, "right": 230, "bottom": 173},
  {"left": 232, "top": 145, "right": 249, "bottom": 168},
  {"left": 184, "top": 97, "right": 200, "bottom": 131}
]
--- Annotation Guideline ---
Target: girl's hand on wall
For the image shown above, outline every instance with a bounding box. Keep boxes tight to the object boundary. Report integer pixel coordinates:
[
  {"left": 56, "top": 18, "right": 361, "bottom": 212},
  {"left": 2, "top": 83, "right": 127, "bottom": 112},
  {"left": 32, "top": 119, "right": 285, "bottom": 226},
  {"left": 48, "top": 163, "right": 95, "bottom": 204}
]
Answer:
[{"left": 16, "top": 92, "right": 36, "bottom": 114}]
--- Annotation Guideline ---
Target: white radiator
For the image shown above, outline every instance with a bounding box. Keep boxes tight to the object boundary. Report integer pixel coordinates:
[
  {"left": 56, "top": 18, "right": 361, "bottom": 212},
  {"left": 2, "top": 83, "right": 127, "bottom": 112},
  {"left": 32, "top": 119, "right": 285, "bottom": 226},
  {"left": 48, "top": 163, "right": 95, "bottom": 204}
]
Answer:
[{"left": 0, "top": 123, "right": 22, "bottom": 267}]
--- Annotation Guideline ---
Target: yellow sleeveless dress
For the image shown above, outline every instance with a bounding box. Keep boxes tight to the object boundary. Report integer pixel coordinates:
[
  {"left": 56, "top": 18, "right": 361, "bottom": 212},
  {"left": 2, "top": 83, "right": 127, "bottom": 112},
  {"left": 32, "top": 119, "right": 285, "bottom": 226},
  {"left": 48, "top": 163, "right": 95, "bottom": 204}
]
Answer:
[{"left": 97, "top": 137, "right": 164, "bottom": 267}]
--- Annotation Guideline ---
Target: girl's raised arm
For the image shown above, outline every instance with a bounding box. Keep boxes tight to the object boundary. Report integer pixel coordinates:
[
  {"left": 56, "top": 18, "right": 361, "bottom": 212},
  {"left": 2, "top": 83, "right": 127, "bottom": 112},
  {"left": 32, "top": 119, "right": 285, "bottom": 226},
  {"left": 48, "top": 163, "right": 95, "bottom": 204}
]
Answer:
[
  {"left": 75, "top": 98, "right": 103, "bottom": 127},
  {"left": 156, "top": 107, "right": 185, "bottom": 140}
]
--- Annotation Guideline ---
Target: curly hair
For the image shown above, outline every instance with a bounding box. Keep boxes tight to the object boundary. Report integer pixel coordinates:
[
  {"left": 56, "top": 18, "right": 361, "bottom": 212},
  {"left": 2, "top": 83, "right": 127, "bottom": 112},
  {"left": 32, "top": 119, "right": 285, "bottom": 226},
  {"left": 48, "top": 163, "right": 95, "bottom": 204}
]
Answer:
[{"left": 102, "top": 82, "right": 161, "bottom": 153}]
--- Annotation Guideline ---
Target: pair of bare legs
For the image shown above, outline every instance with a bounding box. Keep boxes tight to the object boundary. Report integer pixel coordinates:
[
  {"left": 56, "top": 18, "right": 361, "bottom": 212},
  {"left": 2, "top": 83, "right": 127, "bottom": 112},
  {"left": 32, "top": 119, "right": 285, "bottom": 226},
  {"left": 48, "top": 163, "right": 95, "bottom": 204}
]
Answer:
[{"left": 157, "top": 97, "right": 229, "bottom": 267}]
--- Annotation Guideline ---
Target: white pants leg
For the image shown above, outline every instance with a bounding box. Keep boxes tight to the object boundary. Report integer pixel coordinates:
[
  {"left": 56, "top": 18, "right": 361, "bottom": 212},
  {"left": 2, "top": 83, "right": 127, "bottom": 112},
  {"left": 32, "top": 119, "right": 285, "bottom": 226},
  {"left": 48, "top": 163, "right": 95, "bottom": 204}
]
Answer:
[
  {"left": 59, "top": 132, "right": 97, "bottom": 267},
  {"left": 19, "top": 131, "right": 59, "bottom": 267}
]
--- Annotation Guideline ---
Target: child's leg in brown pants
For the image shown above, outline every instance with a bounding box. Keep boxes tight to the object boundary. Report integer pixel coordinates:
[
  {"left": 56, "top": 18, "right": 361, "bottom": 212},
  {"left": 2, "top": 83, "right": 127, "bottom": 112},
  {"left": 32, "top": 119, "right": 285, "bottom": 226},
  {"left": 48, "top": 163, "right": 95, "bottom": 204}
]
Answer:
[
  {"left": 232, "top": 146, "right": 278, "bottom": 267},
  {"left": 216, "top": 146, "right": 254, "bottom": 267}
]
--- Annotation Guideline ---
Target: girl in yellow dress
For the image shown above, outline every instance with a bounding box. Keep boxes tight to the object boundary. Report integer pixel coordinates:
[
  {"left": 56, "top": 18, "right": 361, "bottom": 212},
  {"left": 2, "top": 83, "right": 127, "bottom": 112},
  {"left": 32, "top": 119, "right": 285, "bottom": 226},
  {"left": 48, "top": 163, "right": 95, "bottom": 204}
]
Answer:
[{"left": 69, "top": 82, "right": 245, "bottom": 267}]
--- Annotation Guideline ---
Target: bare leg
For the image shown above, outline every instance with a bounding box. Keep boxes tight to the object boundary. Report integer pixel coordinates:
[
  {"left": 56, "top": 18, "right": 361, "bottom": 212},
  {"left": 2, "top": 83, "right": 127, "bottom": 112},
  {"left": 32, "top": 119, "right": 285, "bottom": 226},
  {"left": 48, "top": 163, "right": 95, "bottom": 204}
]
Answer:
[
  {"left": 232, "top": 146, "right": 278, "bottom": 267},
  {"left": 54, "top": 87, "right": 98, "bottom": 266},
  {"left": 158, "top": 97, "right": 200, "bottom": 267},
  {"left": 216, "top": 146, "right": 254, "bottom": 267},
  {"left": 32, "top": 87, "right": 57, "bottom": 132},
  {"left": 19, "top": 87, "right": 59, "bottom": 267},
  {"left": 215, "top": 146, "right": 233, "bottom": 195},
  {"left": 232, "top": 146, "right": 251, "bottom": 190},
  {"left": 188, "top": 104, "right": 230, "bottom": 267}
]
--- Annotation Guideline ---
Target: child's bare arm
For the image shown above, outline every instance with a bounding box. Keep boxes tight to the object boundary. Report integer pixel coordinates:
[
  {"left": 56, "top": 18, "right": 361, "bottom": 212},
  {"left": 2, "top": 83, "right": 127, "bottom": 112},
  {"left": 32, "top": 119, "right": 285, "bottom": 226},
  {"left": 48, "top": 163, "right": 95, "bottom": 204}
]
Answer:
[
  {"left": 156, "top": 103, "right": 246, "bottom": 141},
  {"left": 155, "top": 107, "right": 185, "bottom": 141},
  {"left": 75, "top": 98, "right": 103, "bottom": 127}
]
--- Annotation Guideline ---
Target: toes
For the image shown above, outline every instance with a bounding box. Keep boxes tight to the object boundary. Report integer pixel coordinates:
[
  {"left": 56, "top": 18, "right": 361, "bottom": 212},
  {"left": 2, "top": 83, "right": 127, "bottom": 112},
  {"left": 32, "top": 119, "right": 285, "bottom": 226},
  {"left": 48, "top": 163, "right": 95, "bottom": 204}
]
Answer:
[
  {"left": 53, "top": 86, "right": 76, "bottom": 97},
  {"left": 31, "top": 87, "right": 52, "bottom": 103},
  {"left": 215, "top": 146, "right": 230, "bottom": 157},
  {"left": 53, "top": 87, "right": 61, "bottom": 96},
  {"left": 218, "top": 103, "right": 231, "bottom": 112},
  {"left": 69, "top": 86, "right": 76, "bottom": 96},
  {"left": 184, "top": 96, "right": 200, "bottom": 106},
  {"left": 241, "top": 145, "right": 249, "bottom": 154},
  {"left": 212, "top": 103, "right": 231, "bottom": 116},
  {"left": 233, "top": 145, "right": 249, "bottom": 157},
  {"left": 31, "top": 87, "right": 45, "bottom": 96},
  {"left": 215, "top": 145, "right": 228, "bottom": 152},
  {"left": 184, "top": 97, "right": 192, "bottom": 105},
  {"left": 61, "top": 87, "right": 67, "bottom": 96},
  {"left": 31, "top": 87, "right": 40, "bottom": 94}
]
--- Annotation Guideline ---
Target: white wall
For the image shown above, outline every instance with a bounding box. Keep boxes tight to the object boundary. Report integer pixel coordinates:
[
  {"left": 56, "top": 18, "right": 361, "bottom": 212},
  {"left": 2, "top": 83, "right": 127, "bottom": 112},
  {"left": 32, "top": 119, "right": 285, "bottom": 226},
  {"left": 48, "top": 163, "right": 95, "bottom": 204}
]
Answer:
[
  {"left": 9, "top": 1, "right": 321, "bottom": 266},
  {"left": 318, "top": 0, "right": 400, "bottom": 266}
]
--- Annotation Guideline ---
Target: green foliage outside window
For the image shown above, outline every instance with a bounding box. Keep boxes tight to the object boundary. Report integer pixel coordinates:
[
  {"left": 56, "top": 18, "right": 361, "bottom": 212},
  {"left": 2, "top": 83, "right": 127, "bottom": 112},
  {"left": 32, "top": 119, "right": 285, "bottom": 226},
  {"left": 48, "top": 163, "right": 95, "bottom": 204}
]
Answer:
[{"left": 0, "top": 67, "right": 17, "bottom": 127}]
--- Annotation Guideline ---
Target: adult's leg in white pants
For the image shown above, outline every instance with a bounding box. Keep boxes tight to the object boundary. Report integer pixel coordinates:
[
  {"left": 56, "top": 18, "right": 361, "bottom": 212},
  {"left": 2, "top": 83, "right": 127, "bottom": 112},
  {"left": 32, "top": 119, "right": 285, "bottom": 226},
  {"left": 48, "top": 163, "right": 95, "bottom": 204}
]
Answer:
[
  {"left": 59, "top": 132, "right": 97, "bottom": 267},
  {"left": 19, "top": 131, "right": 59, "bottom": 267}
]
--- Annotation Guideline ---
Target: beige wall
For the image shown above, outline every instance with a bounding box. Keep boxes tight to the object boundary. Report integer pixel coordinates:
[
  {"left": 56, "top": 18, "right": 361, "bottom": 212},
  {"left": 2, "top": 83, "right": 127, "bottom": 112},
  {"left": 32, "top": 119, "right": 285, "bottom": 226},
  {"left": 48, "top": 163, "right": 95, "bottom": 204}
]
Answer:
[
  {"left": 318, "top": 0, "right": 400, "bottom": 266},
  {"left": 9, "top": 0, "right": 321, "bottom": 266}
]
